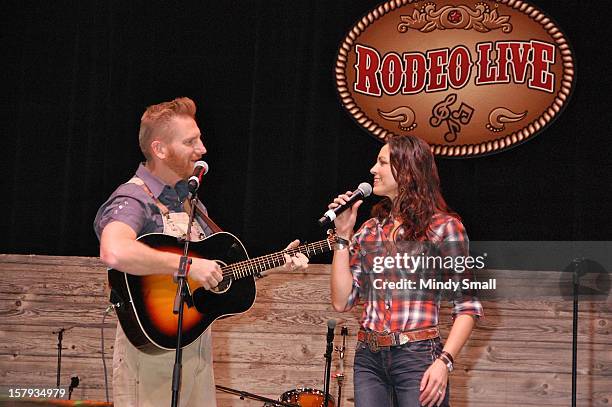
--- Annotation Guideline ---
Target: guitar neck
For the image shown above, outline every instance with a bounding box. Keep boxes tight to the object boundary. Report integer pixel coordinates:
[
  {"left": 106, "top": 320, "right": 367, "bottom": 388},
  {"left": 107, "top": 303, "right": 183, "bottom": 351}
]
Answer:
[{"left": 223, "top": 238, "right": 335, "bottom": 280}]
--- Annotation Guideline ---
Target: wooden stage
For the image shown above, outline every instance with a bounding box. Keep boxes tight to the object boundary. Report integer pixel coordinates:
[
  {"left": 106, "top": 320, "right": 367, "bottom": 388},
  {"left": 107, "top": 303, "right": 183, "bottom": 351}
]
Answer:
[{"left": 0, "top": 254, "right": 609, "bottom": 406}]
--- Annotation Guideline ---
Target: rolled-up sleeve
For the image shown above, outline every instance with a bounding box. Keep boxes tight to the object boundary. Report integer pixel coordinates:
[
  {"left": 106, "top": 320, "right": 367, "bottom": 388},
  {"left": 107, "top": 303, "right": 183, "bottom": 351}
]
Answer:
[
  {"left": 438, "top": 218, "right": 484, "bottom": 320},
  {"left": 452, "top": 295, "right": 483, "bottom": 319}
]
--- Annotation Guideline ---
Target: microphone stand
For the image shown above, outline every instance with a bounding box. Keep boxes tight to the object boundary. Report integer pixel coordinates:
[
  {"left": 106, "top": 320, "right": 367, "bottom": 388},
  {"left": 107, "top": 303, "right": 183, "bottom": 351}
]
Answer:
[
  {"left": 170, "top": 190, "right": 199, "bottom": 407},
  {"left": 571, "top": 258, "right": 585, "bottom": 407},
  {"left": 54, "top": 328, "right": 65, "bottom": 388},
  {"left": 334, "top": 326, "right": 348, "bottom": 407},
  {"left": 52, "top": 326, "right": 73, "bottom": 389},
  {"left": 323, "top": 322, "right": 335, "bottom": 407}
]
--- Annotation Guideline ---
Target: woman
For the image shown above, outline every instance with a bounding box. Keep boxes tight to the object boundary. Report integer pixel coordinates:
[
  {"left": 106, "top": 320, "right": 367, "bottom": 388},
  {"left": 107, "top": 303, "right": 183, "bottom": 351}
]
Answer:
[{"left": 329, "top": 135, "right": 482, "bottom": 407}]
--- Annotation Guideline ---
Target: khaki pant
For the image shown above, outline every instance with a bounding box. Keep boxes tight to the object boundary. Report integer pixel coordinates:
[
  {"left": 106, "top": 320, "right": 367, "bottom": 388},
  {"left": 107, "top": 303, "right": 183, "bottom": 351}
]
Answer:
[{"left": 112, "top": 325, "right": 217, "bottom": 407}]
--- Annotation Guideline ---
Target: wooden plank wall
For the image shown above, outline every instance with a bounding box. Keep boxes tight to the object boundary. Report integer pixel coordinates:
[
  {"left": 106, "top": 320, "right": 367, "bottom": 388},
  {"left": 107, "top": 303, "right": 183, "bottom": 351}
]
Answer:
[{"left": 0, "top": 254, "right": 610, "bottom": 406}]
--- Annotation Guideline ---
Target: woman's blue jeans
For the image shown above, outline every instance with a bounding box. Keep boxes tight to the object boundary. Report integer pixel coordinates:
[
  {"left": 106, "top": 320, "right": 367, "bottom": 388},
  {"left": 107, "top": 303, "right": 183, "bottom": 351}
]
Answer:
[{"left": 353, "top": 338, "right": 450, "bottom": 407}]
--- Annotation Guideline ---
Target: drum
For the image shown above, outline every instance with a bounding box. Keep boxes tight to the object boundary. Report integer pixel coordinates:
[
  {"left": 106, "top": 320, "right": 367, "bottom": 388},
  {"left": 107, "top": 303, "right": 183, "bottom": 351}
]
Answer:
[{"left": 280, "top": 388, "right": 335, "bottom": 407}]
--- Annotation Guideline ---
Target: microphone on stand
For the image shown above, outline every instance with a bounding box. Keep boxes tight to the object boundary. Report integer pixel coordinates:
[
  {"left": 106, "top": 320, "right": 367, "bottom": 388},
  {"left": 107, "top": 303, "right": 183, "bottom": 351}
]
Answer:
[
  {"left": 323, "top": 319, "right": 336, "bottom": 407},
  {"left": 318, "top": 183, "right": 372, "bottom": 227},
  {"left": 327, "top": 319, "right": 337, "bottom": 344},
  {"left": 188, "top": 161, "right": 209, "bottom": 194}
]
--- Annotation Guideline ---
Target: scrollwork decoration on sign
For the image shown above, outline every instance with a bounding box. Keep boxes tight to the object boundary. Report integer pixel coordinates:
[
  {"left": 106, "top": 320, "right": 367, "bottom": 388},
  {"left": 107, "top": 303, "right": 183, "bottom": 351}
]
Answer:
[
  {"left": 378, "top": 107, "right": 418, "bottom": 131},
  {"left": 398, "top": 2, "right": 513, "bottom": 34},
  {"left": 486, "top": 107, "right": 527, "bottom": 132}
]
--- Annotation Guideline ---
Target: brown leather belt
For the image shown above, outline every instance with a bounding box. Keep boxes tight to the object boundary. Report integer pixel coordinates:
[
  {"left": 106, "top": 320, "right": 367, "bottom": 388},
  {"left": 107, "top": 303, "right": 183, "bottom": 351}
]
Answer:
[{"left": 357, "top": 327, "right": 439, "bottom": 352}]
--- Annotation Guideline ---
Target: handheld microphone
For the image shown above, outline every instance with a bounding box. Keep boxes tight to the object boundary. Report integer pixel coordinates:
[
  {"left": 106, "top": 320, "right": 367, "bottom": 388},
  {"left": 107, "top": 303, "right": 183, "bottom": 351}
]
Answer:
[
  {"left": 188, "top": 161, "right": 209, "bottom": 193},
  {"left": 318, "top": 182, "right": 372, "bottom": 227},
  {"left": 326, "top": 319, "right": 336, "bottom": 344}
]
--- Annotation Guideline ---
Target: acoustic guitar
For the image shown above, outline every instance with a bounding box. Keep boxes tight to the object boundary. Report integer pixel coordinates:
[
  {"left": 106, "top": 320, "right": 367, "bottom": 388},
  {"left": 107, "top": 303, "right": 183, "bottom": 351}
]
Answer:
[{"left": 108, "top": 232, "right": 337, "bottom": 354}]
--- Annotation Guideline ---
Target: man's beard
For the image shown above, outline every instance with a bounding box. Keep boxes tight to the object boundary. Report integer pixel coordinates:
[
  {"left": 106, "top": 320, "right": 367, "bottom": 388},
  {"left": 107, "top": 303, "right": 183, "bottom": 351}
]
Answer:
[{"left": 166, "top": 147, "right": 191, "bottom": 180}]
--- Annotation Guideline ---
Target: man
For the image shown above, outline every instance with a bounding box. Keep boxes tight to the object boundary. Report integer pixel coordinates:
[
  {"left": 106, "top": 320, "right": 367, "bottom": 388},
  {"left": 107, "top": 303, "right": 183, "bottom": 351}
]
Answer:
[{"left": 94, "top": 97, "right": 308, "bottom": 406}]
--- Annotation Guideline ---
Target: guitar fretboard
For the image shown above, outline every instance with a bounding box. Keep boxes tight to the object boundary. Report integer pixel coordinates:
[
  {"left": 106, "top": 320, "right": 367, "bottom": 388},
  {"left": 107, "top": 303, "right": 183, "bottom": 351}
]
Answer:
[{"left": 221, "top": 238, "right": 335, "bottom": 280}]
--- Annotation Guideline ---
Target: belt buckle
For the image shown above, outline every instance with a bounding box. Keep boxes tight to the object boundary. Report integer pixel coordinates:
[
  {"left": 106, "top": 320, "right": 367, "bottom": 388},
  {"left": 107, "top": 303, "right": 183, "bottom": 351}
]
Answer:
[
  {"left": 368, "top": 333, "right": 380, "bottom": 352},
  {"left": 399, "top": 333, "right": 409, "bottom": 345}
]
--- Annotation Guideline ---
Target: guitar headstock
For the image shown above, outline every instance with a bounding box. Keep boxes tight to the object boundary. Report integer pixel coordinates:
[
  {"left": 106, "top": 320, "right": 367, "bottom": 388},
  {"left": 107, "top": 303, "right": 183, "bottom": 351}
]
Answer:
[
  {"left": 326, "top": 229, "right": 349, "bottom": 250},
  {"left": 326, "top": 229, "right": 337, "bottom": 243}
]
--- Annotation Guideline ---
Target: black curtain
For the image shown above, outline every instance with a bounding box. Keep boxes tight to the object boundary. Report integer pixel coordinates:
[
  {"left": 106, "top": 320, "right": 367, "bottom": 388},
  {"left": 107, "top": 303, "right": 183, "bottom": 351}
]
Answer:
[{"left": 2, "top": 0, "right": 611, "bottom": 258}]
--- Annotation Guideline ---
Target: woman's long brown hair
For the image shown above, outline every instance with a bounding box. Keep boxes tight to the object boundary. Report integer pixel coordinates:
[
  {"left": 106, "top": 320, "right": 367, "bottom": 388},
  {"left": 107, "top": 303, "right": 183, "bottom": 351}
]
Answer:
[{"left": 372, "top": 135, "right": 458, "bottom": 240}]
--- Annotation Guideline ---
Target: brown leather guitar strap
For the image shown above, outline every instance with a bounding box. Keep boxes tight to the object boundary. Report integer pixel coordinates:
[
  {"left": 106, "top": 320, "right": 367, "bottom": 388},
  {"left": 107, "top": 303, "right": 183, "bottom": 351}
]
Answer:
[{"left": 184, "top": 199, "right": 223, "bottom": 233}]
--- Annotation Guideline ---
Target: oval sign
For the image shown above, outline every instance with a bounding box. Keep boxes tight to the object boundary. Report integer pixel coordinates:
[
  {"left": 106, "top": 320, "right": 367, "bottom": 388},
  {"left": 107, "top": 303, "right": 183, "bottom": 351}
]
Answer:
[{"left": 335, "top": 0, "right": 575, "bottom": 157}]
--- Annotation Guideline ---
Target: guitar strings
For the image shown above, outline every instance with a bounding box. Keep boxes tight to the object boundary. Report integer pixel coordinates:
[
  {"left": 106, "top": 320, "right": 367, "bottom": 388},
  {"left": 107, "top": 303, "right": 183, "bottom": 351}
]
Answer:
[
  {"left": 221, "top": 240, "right": 330, "bottom": 277},
  {"left": 221, "top": 239, "right": 335, "bottom": 278}
]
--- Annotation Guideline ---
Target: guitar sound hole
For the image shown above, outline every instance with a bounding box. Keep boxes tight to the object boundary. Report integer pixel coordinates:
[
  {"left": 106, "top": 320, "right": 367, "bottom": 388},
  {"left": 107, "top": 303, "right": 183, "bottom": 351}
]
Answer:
[{"left": 212, "top": 277, "right": 231, "bottom": 294}]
